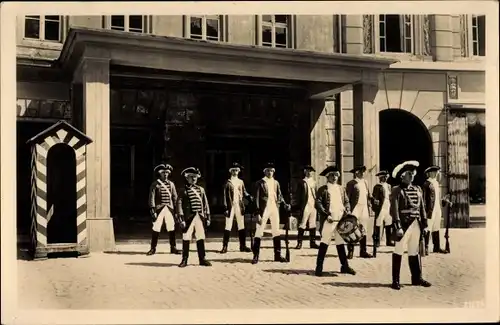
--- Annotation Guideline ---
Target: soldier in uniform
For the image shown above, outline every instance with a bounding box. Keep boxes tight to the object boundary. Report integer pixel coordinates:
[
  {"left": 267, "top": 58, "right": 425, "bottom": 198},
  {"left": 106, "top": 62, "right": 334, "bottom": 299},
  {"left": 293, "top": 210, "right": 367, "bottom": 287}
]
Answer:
[
  {"left": 295, "top": 165, "right": 320, "bottom": 250},
  {"left": 220, "top": 162, "right": 253, "bottom": 254},
  {"left": 422, "top": 165, "right": 451, "bottom": 255},
  {"left": 251, "top": 162, "right": 291, "bottom": 264},
  {"left": 177, "top": 167, "right": 212, "bottom": 267},
  {"left": 390, "top": 160, "right": 431, "bottom": 290},
  {"left": 146, "top": 164, "right": 181, "bottom": 256},
  {"left": 315, "top": 166, "right": 356, "bottom": 276},
  {"left": 345, "top": 166, "right": 373, "bottom": 259},
  {"left": 372, "top": 170, "right": 395, "bottom": 247}
]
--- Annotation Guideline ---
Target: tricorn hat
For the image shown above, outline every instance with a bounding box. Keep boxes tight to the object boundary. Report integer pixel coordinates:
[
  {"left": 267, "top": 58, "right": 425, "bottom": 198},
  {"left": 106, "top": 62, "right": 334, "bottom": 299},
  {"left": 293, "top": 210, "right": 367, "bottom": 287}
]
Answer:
[
  {"left": 263, "top": 162, "right": 276, "bottom": 172},
  {"left": 229, "top": 162, "right": 244, "bottom": 171},
  {"left": 424, "top": 165, "right": 441, "bottom": 174},
  {"left": 303, "top": 165, "right": 316, "bottom": 172},
  {"left": 349, "top": 165, "right": 366, "bottom": 173},
  {"left": 392, "top": 160, "right": 419, "bottom": 179},
  {"left": 154, "top": 164, "right": 172, "bottom": 174},
  {"left": 320, "top": 165, "right": 340, "bottom": 177},
  {"left": 181, "top": 167, "right": 201, "bottom": 178},
  {"left": 375, "top": 170, "right": 389, "bottom": 177}
]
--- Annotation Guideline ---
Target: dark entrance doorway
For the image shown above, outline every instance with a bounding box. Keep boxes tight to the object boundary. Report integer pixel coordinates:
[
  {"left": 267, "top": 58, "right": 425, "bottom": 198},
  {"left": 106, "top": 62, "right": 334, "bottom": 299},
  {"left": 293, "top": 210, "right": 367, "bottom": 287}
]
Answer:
[
  {"left": 46, "top": 143, "right": 77, "bottom": 244},
  {"left": 379, "top": 109, "right": 433, "bottom": 186}
]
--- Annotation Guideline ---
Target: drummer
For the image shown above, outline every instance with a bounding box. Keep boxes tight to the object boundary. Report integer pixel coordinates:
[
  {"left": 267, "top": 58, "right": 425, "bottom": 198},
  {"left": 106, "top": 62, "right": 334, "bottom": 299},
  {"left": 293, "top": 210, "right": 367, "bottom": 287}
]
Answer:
[{"left": 314, "top": 165, "right": 356, "bottom": 276}]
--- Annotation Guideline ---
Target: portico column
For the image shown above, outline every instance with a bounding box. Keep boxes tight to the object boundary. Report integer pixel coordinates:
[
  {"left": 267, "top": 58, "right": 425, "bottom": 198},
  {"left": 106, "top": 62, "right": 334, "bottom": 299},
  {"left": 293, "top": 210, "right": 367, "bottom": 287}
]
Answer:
[
  {"left": 74, "top": 56, "right": 115, "bottom": 252},
  {"left": 353, "top": 82, "right": 379, "bottom": 190}
]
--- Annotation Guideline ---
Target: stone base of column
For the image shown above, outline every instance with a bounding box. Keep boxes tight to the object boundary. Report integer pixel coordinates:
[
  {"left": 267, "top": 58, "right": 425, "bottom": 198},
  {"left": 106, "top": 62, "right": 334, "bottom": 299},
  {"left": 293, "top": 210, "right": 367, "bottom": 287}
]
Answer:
[{"left": 87, "top": 218, "right": 116, "bottom": 252}]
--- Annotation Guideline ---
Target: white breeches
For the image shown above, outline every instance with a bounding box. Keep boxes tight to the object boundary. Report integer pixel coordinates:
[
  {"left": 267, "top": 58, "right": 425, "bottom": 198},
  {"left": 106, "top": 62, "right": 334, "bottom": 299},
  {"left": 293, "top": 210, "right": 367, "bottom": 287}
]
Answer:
[
  {"left": 427, "top": 207, "right": 442, "bottom": 232},
  {"left": 152, "top": 206, "right": 175, "bottom": 232},
  {"left": 394, "top": 219, "right": 421, "bottom": 256},
  {"left": 255, "top": 204, "right": 281, "bottom": 238},
  {"left": 182, "top": 213, "right": 206, "bottom": 241},
  {"left": 352, "top": 204, "right": 369, "bottom": 229},
  {"left": 299, "top": 204, "right": 317, "bottom": 229},
  {"left": 376, "top": 205, "right": 392, "bottom": 227},
  {"left": 320, "top": 219, "right": 345, "bottom": 245},
  {"left": 225, "top": 204, "right": 245, "bottom": 231}
]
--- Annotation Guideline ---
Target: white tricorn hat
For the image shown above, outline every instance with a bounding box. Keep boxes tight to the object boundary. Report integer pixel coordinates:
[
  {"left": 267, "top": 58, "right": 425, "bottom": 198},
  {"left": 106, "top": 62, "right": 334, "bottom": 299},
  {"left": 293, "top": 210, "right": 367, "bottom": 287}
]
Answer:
[{"left": 392, "top": 160, "right": 419, "bottom": 179}]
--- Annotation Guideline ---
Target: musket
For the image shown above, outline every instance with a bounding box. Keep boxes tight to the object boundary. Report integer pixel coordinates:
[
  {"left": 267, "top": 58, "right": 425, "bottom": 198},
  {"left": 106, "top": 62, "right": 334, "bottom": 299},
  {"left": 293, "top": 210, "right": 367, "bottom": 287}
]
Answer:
[
  {"left": 444, "top": 196, "right": 452, "bottom": 253},
  {"left": 372, "top": 210, "right": 378, "bottom": 257},
  {"left": 285, "top": 183, "right": 292, "bottom": 263}
]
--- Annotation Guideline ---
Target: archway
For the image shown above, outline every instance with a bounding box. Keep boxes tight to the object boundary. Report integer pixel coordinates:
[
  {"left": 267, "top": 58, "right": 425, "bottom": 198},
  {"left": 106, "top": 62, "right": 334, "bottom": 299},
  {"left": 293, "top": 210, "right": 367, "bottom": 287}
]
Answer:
[
  {"left": 379, "top": 109, "right": 433, "bottom": 187},
  {"left": 46, "top": 143, "right": 77, "bottom": 244}
]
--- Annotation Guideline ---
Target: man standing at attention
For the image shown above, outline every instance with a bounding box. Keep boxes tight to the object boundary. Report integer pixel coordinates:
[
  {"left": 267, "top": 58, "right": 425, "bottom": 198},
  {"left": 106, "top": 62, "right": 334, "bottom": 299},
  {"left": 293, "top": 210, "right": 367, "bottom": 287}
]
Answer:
[
  {"left": 251, "top": 163, "right": 291, "bottom": 265},
  {"left": 146, "top": 164, "right": 181, "bottom": 256},
  {"left": 177, "top": 167, "right": 212, "bottom": 268},
  {"left": 372, "top": 170, "right": 395, "bottom": 248},
  {"left": 314, "top": 165, "right": 356, "bottom": 276},
  {"left": 346, "top": 166, "right": 373, "bottom": 259},
  {"left": 422, "top": 165, "right": 451, "bottom": 255},
  {"left": 220, "top": 162, "right": 253, "bottom": 254},
  {"left": 390, "top": 160, "right": 431, "bottom": 290},
  {"left": 295, "top": 165, "right": 320, "bottom": 250}
]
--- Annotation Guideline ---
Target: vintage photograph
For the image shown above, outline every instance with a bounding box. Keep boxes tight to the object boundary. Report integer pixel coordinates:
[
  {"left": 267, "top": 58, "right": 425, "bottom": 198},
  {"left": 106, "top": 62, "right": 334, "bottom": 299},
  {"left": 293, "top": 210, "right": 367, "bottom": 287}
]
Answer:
[{"left": 2, "top": 2, "right": 496, "bottom": 322}]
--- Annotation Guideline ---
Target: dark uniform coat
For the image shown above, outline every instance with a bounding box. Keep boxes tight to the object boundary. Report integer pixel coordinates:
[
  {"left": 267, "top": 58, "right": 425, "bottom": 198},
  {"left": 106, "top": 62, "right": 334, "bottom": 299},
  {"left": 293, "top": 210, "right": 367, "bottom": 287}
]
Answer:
[
  {"left": 372, "top": 182, "right": 392, "bottom": 217},
  {"left": 422, "top": 180, "right": 446, "bottom": 218},
  {"left": 315, "top": 184, "right": 350, "bottom": 226},
  {"left": 149, "top": 179, "right": 177, "bottom": 214},
  {"left": 295, "top": 178, "right": 317, "bottom": 215},
  {"left": 254, "top": 178, "right": 285, "bottom": 216},
  {"left": 346, "top": 179, "right": 373, "bottom": 212},
  {"left": 390, "top": 184, "right": 428, "bottom": 233},
  {"left": 223, "top": 178, "right": 251, "bottom": 214},
  {"left": 177, "top": 184, "right": 210, "bottom": 229}
]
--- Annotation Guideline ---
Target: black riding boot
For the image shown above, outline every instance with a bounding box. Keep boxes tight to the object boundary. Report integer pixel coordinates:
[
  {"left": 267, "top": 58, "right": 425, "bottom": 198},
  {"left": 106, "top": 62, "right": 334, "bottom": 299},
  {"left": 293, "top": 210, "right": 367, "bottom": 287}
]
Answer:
[
  {"left": 273, "top": 236, "right": 287, "bottom": 262},
  {"left": 295, "top": 228, "right": 304, "bottom": 249},
  {"left": 391, "top": 253, "right": 402, "bottom": 290},
  {"left": 409, "top": 255, "right": 431, "bottom": 287},
  {"left": 197, "top": 240, "right": 212, "bottom": 266},
  {"left": 220, "top": 230, "right": 230, "bottom": 254},
  {"left": 347, "top": 244, "right": 354, "bottom": 259},
  {"left": 432, "top": 231, "right": 448, "bottom": 254},
  {"left": 372, "top": 226, "right": 381, "bottom": 249},
  {"left": 309, "top": 228, "right": 320, "bottom": 249},
  {"left": 146, "top": 231, "right": 160, "bottom": 256},
  {"left": 338, "top": 244, "right": 356, "bottom": 275},
  {"left": 385, "top": 226, "right": 395, "bottom": 246},
  {"left": 424, "top": 231, "right": 430, "bottom": 256},
  {"left": 238, "top": 229, "right": 252, "bottom": 252},
  {"left": 315, "top": 243, "right": 329, "bottom": 276},
  {"left": 169, "top": 231, "right": 181, "bottom": 255},
  {"left": 252, "top": 237, "right": 261, "bottom": 264},
  {"left": 359, "top": 236, "right": 373, "bottom": 258},
  {"left": 178, "top": 240, "right": 190, "bottom": 267}
]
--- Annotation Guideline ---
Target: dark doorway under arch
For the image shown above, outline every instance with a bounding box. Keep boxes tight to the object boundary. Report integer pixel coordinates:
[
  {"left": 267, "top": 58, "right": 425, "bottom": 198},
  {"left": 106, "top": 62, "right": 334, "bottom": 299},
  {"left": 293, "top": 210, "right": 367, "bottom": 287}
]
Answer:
[
  {"left": 46, "top": 143, "right": 77, "bottom": 244},
  {"left": 379, "top": 109, "right": 433, "bottom": 187}
]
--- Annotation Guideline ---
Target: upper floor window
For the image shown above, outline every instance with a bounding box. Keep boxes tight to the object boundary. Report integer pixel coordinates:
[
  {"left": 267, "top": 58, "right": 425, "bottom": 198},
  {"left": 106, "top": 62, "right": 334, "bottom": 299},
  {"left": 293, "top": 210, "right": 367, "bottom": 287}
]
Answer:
[
  {"left": 187, "top": 15, "right": 223, "bottom": 41},
  {"left": 379, "top": 14, "right": 413, "bottom": 53},
  {"left": 259, "top": 15, "right": 292, "bottom": 48},
  {"left": 471, "top": 15, "right": 485, "bottom": 56},
  {"left": 105, "top": 15, "right": 149, "bottom": 33},
  {"left": 333, "top": 15, "right": 345, "bottom": 53},
  {"left": 24, "top": 15, "right": 62, "bottom": 42}
]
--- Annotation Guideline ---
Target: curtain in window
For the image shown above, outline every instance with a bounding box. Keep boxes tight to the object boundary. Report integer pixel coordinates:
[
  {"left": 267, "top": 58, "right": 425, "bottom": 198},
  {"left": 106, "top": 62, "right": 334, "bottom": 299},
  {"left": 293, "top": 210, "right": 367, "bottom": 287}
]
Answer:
[{"left": 447, "top": 112, "right": 470, "bottom": 228}]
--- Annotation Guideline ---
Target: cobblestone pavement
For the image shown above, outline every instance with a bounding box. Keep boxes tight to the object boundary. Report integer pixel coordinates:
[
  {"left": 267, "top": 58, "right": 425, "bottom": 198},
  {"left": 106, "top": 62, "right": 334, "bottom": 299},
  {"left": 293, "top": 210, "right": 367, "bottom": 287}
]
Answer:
[{"left": 18, "top": 229, "right": 485, "bottom": 309}]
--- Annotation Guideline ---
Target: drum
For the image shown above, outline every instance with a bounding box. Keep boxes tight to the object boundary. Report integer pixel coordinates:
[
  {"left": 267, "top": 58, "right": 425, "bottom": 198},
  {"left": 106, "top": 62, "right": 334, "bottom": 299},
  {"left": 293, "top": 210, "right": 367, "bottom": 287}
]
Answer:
[{"left": 336, "top": 215, "right": 366, "bottom": 244}]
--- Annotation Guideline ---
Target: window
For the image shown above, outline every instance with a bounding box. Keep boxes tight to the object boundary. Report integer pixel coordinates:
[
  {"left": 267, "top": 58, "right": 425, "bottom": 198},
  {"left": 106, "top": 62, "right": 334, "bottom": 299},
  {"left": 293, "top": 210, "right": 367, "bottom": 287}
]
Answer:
[
  {"left": 471, "top": 15, "right": 485, "bottom": 56},
  {"left": 106, "top": 15, "right": 148, "bottom": 33},
  {"left": 333, "top": 15, "right": 345, "bottom": 53},
  {"left": 260, "top": 15, "right": 291, "bottom": 48},
  {"left": 379, "top": 15, "right": 413, "bottom": 53},
  {"left": 16, "top": 99, "right": 72, "bottom": 120},
  {"left": 467, "top": 113, "right": 485, "bottom": 204},
  {"left": 24, "top": 15, "right": 62, "bottom": 42},
  {"left": 187, "top": 15, "right": 222, "bottom": 41}
]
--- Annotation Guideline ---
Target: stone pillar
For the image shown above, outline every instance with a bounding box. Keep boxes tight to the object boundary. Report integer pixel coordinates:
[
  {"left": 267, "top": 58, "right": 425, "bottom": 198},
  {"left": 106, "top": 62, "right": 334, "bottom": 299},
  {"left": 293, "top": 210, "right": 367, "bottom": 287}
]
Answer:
[
  {"left": 344, "top": 15, "right": 364, "bottom": 54},
  {"left": 352, "top": 83, "right": 379, "bottom": 190},
  {"left": 430, "top": 15, "right": 454, "bottom": 62},
  {"left": 73, "top": 56, "right": 116, "bottom": 252}
]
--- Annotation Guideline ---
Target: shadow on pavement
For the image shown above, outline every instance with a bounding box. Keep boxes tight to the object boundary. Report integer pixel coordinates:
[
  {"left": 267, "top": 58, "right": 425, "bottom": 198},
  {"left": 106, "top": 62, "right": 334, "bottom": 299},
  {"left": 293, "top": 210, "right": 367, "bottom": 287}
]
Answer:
[
  {"left": 105, "top": 251, "right": 168, "bottom": 255},
  {"left": 263, "top": 269, "right": 338, "bottom": 277},
  {"left": 208, "top": 257, "right": 274, "bottom": 264},
  {"left": 125, "top": 262, "right": 178, "bottom": 267},
  {"left": 323, "top": 281, "right": 391, "bottom": 288}
]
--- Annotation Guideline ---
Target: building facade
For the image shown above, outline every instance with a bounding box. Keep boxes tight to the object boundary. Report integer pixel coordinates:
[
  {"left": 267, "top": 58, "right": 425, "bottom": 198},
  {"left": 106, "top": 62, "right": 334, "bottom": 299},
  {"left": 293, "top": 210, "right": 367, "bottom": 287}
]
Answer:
[{"left": 16, "top": 14, "right": 486, "bottom": 251}]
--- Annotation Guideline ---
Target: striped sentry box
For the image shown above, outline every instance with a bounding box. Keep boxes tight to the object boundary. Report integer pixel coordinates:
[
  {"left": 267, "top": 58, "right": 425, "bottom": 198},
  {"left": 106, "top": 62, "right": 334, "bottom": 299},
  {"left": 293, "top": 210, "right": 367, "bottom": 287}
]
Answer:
[{"left": 27, "top": 121, "right": 93, "bottom": 259}]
